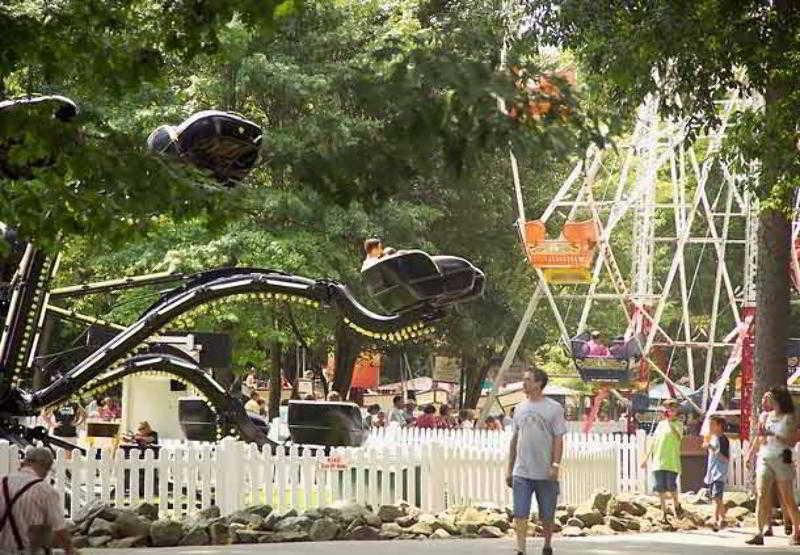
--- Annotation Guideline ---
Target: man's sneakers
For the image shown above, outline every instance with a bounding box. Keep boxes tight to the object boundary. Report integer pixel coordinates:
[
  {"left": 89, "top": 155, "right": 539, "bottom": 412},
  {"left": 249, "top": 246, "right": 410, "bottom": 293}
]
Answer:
[
  {"left": 745, "top": 534, "right": 764, "bottom": 546},
  {"left": 516, "top": 547, "right": 553, "bottom": 555}
]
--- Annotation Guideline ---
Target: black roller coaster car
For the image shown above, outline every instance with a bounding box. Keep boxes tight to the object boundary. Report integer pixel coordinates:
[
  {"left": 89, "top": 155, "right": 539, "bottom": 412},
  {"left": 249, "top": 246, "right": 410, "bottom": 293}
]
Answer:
[
  {"left": 147, "top": 110, "right": 262, "bottom": 185},
  {"left": 362, "top": 250, "right": 485, "bottom": 314}
]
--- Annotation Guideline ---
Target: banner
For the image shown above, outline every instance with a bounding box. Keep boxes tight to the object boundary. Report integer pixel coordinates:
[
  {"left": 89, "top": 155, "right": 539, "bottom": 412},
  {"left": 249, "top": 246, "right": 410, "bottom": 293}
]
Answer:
[
  {"left": 351, "top": 352, "right": 380, "bottom": 389},
  {"left": 433, "top": 356, "right": 461, "bottom": 383}
]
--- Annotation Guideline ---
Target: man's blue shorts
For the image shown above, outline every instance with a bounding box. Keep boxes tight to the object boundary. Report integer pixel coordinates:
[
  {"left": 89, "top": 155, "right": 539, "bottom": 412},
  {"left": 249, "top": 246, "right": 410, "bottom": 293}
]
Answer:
[
  {"left": 653, "top": 470, "right": 678, "bottom": 493},
  {"left": 512, "top": 476, "right": 560, "bottom": 522},
  {"left": 707, "top": 479, "right": 725, "bottom": 500}
]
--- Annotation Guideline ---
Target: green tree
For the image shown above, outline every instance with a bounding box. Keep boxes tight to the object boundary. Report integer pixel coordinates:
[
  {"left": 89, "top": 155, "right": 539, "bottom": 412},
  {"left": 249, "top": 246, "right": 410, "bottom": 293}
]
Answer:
[
  {"left": 0, "top": 0, "right": 296, "bottom": 247},
  {"left": 535, "top": 0, "right": 800, "bottom": 415}
]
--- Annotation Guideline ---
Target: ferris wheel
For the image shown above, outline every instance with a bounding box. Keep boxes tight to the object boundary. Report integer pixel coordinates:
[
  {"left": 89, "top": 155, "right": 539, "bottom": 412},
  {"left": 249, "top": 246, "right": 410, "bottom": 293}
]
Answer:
[{"left": 487, "top": 92, "right": 765, "bottom": 435}]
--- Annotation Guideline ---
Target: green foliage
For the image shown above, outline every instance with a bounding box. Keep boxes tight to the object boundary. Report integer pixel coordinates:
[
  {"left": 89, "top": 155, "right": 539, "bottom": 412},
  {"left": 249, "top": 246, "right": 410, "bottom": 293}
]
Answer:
[{"left": 52, "top": 0, "right": 589, "bottom": 376}]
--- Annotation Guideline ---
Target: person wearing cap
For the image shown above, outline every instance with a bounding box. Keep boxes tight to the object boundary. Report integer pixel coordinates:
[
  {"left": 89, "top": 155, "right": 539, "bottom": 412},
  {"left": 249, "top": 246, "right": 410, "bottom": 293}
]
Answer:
[
  {"left": 586, "top": 330, "right": 610, "bottom": 357},
  {"left": 0, "top": 447, "right": 77, "bottom": 554}
]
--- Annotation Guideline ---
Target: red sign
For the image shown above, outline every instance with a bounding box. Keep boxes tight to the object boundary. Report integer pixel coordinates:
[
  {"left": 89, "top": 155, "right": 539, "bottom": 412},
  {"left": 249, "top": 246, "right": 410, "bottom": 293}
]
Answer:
[{"left": 319, "top": 455, "right": 349, "bottom": 470}]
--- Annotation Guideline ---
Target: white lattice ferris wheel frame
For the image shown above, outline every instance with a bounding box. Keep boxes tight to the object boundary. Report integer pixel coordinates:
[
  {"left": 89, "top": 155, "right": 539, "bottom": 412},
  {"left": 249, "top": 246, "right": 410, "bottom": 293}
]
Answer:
[{"left": 485, "top": 92, "right": 765, "bottom": 419}]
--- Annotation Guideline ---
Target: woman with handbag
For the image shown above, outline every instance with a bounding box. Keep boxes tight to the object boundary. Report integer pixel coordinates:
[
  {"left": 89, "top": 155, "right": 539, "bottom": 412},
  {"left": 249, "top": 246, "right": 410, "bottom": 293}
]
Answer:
[{"left": 746, "top": 386, "right": 800, "bottom": 546}]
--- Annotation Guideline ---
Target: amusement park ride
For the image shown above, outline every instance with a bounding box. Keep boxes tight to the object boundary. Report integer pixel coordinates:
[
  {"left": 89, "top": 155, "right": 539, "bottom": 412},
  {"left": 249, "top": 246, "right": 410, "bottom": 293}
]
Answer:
[
  {"left": 0, "top": 95, "right": 484, "bottom": 451},
  {"left": 487, "top": 91, "right": 783, "bottom": 439}
]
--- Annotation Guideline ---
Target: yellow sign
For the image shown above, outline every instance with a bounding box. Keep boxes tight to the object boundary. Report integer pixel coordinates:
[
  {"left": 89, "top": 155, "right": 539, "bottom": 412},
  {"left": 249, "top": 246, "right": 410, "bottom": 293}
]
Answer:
[{"left": 543, "top": 267, "right": 592, "bottom": 284}]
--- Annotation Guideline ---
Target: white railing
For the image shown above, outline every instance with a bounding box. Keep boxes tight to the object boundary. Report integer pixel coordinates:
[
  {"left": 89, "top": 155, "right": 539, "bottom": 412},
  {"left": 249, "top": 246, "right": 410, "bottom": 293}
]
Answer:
[
  {"left": 0, "top": 435, "right": 620, "bottom": 518},
  {"left": 367, "top": 427, "right": 648, "bottom": 494},
  {"left": 566, "top": 421, "right": 627, "bottom": 434}
]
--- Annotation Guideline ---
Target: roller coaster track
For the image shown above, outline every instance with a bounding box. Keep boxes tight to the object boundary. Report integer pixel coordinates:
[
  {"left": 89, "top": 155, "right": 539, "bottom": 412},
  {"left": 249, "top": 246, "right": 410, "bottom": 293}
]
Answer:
[
  {"left": 71, "top": 353, "right": 272, "bottom": 446},
  {"left": 30, "top": 268, "right": 441, "bottom": 412}
]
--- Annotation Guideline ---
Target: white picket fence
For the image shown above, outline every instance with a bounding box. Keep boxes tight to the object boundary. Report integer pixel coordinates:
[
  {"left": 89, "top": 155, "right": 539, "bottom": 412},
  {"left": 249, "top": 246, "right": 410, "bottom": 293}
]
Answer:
[
  {"left": 367, "top": 427, "right": 648, "bottom": 494},
  {"left": 0, "top": 435, "right": 618, "bottom": 519}
]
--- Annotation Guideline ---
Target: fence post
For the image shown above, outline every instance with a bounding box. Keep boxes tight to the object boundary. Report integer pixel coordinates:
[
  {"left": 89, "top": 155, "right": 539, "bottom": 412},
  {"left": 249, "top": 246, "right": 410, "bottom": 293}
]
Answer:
[
  {"left": 635, "top": 429, "right": 647, "bottom": 493},
  {"left": 215, "top": 437, "right": 243, "bottom": 514}
]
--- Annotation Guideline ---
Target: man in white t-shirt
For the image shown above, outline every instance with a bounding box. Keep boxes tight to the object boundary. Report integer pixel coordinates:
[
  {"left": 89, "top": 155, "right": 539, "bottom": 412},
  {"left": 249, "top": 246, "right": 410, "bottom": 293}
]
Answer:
[{"left": 506, "top": 368, "right": 566, "bottom": 555}]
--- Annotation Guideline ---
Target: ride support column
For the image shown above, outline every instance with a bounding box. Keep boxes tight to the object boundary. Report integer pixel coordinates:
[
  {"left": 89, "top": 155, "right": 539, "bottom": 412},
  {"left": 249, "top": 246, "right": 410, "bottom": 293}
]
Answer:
[{"left": 739, "top": 305, "right": 756, "bottom": 441}]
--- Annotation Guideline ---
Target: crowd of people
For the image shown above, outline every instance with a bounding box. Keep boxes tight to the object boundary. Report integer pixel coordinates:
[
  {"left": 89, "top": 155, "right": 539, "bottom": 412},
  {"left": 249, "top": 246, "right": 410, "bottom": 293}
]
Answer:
[{"left": 361, "top": 394, "right": 513, "bottom": 431}]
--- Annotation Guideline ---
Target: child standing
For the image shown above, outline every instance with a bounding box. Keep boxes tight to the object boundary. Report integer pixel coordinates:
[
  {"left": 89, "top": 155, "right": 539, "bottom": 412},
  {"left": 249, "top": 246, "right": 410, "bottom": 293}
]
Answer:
[{"left": 704, "top": 415, "right": 730, "bottom": 531}]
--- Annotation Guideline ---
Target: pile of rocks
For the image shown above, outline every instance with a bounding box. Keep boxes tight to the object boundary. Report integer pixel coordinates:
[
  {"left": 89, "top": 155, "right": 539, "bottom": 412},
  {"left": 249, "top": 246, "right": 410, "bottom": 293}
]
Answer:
[
  {"left": 559, "top": 489, "right": 757, "bottom": 538},
  {"left": 68, "top": 490, "right": 759, "bottom": 549},
  {"left": 69, "top": 499, "right": 516, "bottom": 548}
]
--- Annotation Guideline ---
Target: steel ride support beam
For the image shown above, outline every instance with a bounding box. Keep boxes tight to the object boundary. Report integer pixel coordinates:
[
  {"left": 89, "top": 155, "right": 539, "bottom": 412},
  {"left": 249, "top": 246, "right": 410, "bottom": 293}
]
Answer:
[
  {"left": 740, "top": 306, "right": 756, "bottom": 441},
  {"left": 477, "top": 284, "right": 543, "bottom": 422}
]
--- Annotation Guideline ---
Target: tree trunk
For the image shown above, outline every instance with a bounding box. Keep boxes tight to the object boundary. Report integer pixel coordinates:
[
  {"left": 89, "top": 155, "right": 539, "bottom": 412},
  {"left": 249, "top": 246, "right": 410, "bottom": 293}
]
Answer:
[
  {"left": 268, "top": 340, "right": 282, "bottom": 420},
  {"left": 753, "top": 208, "right": 791, "bottom": 411},
  {"left": 332, "top": 323, "right": 361, "bottom": 399},
  {"left": 462, "top": 355, "right": 490, "bottom": 409},
  {"left": 754, "top": 3, "right": 795, "bottom": 419}
]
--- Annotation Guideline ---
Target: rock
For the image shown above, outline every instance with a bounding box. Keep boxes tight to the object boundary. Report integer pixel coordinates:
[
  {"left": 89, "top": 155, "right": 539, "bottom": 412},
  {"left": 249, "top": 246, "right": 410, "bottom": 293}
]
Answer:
[
  {"left": 559, "top": 504, "right": 577, "bottom": 517},
  {"left": 88, "top": 535, "right": 112, "bottom": 547},
  {"left": 457, "top": 507, "right": 486, "bottom": 525},
  {"left": 727, "top": 506, "right": 750, "bottom": 520},
  {"left": 380, "top": 522, "right": 403, "bottom": 539},
  {"left": 230, "top": 510, "right": 263, "bottom": 527},
  {"left": 274, "top": 516, "right": 313, "bottom": 533},
  {"left": 607, "top": 517, "right": 628, "bottom": 532},
  {"left": 574, "top": 507, "right": 604, "bottom": 528},
  {"left": 459, "top": 523, "right": 480, "bottom": 535},
  {"left": 562, "top": 526, "right": 587, "bottom": 537},
  {"left": 555, "top": 510, "right": 570, "bottom": 524},
  {"left": 261, "top": 511, "right": 283, "bottom": 531},
  {"left": 590, "top": 524, "right": 616, "bottom": 535},
  {"left": 724, "top": 491, "right": 754, "bottom": 511},
  {"left": 347, "top": 525, "right": 381, "bottom": 540},
  {"left": 484, "top": 513, "right": 509, "bottom": 531},
  {"left": 417, "top": 513, "right": 437, "bottom": 525},
  {"left": 589, "top": 490, "right": 614, "bottom": 515},
  {"left": 88, "top": 518, "right": 115, "bottom": 537},
  {"left": 245, "top": 504, "right": 273, "bottom": 518},
  {"left": 322, "top": 500, "right": 368, "bottom": 523},
  {"left": 431, "top": 528, "right": 451, "bottom": 539},
  {"left": 72, "top": 535, "right": 89, "bottom": 549},
  {"left": 410, "top": 522, "right": 433, "bottom": 535},
  {"left": 309, "top": 517, "right": 340, "bottom": 541},
  {"left": 198, "top": 506, "right": 221, "bottom": 520},
  {"left": 135, "top": 502, "right": 159, "bottom": 521},
  {"left": 395, "top": 514, "right": 417, "bottom": 527},
  {"left": 378, "top": 505, "right": 405, "bottom": 522},
  {"left": 672, "top": 518, "right": 697, "bottom": 531},
  {"left": 432, "top": 518, "right": 459, "bottom": 535},
  {"left": 607, "top": 497, "right": 647, "bottom": 517},
  {"left": 566, "top": 517, "right": 585, "bottom": 528},
  {"left": 73, "top": 500, "right": 111, "bottom": 525},
  {"left": 112, "top": 512, "right": 151, "bottom": 538},
  {"left": 107, "top": 536, "right": 147, "bottom": 548},
  {"left": 179, "top": 525, "right": 210, "bottom": 546},
  {"left": 305, "top": 508, "right": 323, "bottom": 520},
  {"left": 271, "top": 530, "right": 310, "bottom": 542},
  {"left": 150, "top": 520, "right": 185, "bottom": 547},
  {"left": 364, "top": 512, "right": 382, "bottom": 528},
  {"left": 209, "top": 521, "right": 231, "bottom": 545},
  {"left": 478, "top": 525, "right": 504, "bottom": 539},
  {"left": 235, "top": 530, "right": 273, "bottom": 544}
]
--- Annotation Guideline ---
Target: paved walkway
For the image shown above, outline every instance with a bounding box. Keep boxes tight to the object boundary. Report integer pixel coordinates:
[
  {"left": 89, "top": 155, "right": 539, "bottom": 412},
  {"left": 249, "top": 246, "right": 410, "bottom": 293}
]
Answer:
[{"left": 84, "top": 530, "right": 796, "bottom": 554}]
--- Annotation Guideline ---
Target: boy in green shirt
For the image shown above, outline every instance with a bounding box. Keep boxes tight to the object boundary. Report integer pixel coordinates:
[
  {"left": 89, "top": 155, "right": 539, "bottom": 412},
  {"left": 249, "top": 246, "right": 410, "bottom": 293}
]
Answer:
[{"left": 641, "top": 399, "right": 684, "bottom": 522}]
